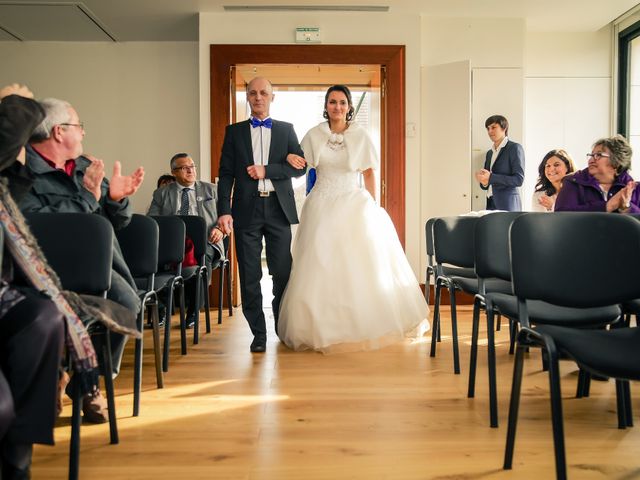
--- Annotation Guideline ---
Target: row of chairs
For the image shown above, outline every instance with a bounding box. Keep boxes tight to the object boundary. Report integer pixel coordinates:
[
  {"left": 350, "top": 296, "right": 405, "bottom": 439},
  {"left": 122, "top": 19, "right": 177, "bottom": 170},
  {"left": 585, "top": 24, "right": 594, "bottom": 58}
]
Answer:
[
  {"left": 425, "top": 211, "right": 640, "bottom": 480},
  {"left": 24, "top": 212, "right": 232, "bottom": 480}
]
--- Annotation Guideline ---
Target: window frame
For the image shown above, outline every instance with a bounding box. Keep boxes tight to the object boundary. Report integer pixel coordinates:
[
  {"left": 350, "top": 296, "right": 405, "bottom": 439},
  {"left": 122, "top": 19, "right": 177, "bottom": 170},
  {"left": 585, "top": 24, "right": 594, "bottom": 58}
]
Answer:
[{"left": 617, "top": 20, "right": 640, "bottom": 137}]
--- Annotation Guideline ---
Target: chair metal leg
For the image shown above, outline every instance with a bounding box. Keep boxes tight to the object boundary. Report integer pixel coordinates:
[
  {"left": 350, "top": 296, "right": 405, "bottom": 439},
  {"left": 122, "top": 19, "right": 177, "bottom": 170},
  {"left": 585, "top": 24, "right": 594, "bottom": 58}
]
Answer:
[
  {"left": 150, "top": 302, "right": 163, "bottom": 389},
  {"left": 193, "top": 273, "right": 201, "bottom": 345},
  {"left": 102, "top": 332, "right": 119, "bottom": 445},
  {"left": 487, "top": 304, "right": 499, "bottom": 428},
  {"left": 467, "top": 296, "right": 482, "bottom": 398},
  {"left": 496, "top": 313, "right": 501, "bottom": 331},
  {"left": 624, "top": 381, "right": 633, "bottom": 427},
  {"left": 425, "top": 267, "right": 432, "bottom": 306},
  {"left": 616, "top": 380, "right": 628, "bottom": 429},
  {"left": 132, "top": 306, "right": 144, "bottom": 417},
  {"left": 430, "top": 279, "right": 442, "bottom": 357},
  {"left": 179, "top": 281, "right": 187, "bottom": 355},
  {"left": 204, "top": 271, "right": 211, "bottom": 334},
  {"left": 68, "top": 379, "right": 82, "bottom": 480},
  {"left": 576, "top": 369, "right": 591, "bottom": 399},
  {"left": 503, "top": 342, "right": 526, "bottom": 470},
  {"left": 449, "top": 284, "right": 460, "bottom": 374},
  {"left": 218, "top": 263, "right": 224, "bottom": 325},
  {"left": 226, "top": 261, "right": 232, "bottom": 318},
  {"left": 545, "top": 340, "right": 567, "bottom": 480},
  {"left": 162, "top": 285, "right": 175, "bottom": 372},
  {"left": 508, "top": 320, "right": 517, "bottom": 355}
]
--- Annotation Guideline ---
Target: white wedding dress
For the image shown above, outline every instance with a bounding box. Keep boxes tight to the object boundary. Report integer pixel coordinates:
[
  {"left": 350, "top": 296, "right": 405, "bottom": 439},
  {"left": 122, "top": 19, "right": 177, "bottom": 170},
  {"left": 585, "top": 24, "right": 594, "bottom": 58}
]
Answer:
[{"left": 278, "top": 122, "right": 429, "bottom": 353}]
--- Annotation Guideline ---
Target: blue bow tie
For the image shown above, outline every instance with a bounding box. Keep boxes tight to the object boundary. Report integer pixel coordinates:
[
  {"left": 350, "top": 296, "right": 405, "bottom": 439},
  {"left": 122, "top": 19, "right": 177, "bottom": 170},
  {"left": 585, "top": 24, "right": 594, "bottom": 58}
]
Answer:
[{"left": 250, "top": 117, "right": 272, "bottom": 129}]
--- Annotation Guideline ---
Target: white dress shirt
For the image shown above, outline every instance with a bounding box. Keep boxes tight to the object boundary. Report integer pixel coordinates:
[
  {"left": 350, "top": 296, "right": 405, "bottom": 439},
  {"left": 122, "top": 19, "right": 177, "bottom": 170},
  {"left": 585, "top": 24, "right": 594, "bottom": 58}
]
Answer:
[{"left": 250, "top": 116, "right": 275, "bottom": 193}]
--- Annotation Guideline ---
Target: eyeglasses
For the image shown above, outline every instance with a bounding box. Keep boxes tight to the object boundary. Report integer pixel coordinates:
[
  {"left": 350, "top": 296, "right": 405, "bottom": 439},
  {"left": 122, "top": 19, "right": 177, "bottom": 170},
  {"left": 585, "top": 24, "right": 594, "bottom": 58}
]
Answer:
[
  {"left": 173, "top": 165, "right": 196, "bottom": 173},
  {"left": 586, "top": 152, "right": 610, "bottom": 161},
  {"left": 59, "top": 122, "right": 84, "bottom": 130}
]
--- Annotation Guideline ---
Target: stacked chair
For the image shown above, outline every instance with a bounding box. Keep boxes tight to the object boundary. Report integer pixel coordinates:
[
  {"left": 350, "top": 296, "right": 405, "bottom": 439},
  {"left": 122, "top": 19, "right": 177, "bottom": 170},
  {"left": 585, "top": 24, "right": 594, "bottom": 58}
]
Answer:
[
  {"left": 150, "top": 215, "right": 187, "bottom": 371},
  {"left": 179, "top": 215, "right": 212, "bottom": 343},
  {"left": 25, "top": 212, "right": 118, "bottom": 480},
  {"left": 467, "top": 212, "right": 621, "bottom": 428},
  {"left": 503, "top": 212, "right": 640, "bottom": 480},
  {"left": 214, "top": 236, "right": 232, "bottom": 325},
  {"left": 115, "top": 214, "right": 163, "bottom": 416}
]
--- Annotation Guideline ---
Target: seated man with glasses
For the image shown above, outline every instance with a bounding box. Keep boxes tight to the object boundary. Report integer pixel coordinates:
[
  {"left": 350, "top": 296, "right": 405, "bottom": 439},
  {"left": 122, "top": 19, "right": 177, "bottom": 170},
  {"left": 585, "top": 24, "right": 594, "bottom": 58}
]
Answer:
[
  {"left": 19, "top": 97, "right": 145, "bottom": 423},
  {"left": 555, "top": 135, "right": 640, "bottom": 213},
  {"left": 148, "top": 153, "right": 224, "bottom": 328}
]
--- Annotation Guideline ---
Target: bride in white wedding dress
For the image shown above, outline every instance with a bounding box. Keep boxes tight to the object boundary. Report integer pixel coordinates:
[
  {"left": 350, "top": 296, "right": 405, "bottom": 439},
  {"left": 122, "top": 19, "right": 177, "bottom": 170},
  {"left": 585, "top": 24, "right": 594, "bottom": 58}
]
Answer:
[{"left": 278, "top": 85, "right": 429, "bottom": 353}]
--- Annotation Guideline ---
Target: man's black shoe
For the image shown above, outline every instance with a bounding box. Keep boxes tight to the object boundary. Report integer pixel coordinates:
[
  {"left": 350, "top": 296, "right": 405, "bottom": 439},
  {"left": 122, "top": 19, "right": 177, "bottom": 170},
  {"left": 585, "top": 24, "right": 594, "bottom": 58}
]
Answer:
[
  {"left": 250, "top": 336, "right": 266, "bottom": 353},
  {"left": 185, "top": 312, "right": 196, "bottom": 329}
]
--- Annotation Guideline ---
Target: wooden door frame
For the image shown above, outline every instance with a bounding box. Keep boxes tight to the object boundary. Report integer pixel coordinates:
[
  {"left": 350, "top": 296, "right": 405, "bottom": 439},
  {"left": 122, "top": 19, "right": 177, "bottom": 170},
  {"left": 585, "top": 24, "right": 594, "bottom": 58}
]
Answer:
[{"left": 209, "top": 44, "right": 406, "bottom": 244}]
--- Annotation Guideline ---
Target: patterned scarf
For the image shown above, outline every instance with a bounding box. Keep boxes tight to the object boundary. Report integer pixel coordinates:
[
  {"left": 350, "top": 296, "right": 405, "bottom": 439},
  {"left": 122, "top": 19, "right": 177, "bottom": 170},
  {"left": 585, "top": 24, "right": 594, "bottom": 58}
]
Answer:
[{"left": 0, "top": 181, "right": 99, "bottom": 394}]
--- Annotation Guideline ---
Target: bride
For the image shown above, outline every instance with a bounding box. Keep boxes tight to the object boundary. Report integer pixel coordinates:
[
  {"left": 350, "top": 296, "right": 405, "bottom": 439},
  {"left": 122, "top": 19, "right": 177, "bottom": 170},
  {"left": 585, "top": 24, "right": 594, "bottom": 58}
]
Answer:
[{"left": 278, "top": 85, "right": 429, "bottom": 353}]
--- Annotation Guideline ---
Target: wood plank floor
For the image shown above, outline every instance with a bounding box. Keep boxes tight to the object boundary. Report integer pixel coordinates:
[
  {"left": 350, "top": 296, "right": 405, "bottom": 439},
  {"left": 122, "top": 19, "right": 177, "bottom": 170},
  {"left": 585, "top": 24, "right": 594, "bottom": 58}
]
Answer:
[{"left": 32, "top": 305, "right": 640, "bottom": 479}]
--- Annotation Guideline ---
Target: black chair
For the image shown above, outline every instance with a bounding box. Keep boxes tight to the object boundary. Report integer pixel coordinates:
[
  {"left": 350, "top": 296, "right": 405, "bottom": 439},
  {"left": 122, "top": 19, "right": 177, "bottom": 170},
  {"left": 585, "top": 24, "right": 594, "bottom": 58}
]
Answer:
[
  {"left": 429, "top": 216, "right": 480, "bottom": 373},
  {"left": 467, "top": 212, "right": 621, "bottom": 428},
  {"left": 115, "top": 214, "right": 163, "bottom": 417},
  {"left": 25, "top": 212, "right": 117, "bottom": 480},
  {"left": 213, "top": 236, "right": 232, "bottom": 325},
  {"left": 503, "top": 212, "right": 640, "bottom": 480},
  {"left": 179, "top": 215, "right": 212, "bottom": 343},
  {"left": 150, "top": 215, "right": 186, "bottom": 371}
]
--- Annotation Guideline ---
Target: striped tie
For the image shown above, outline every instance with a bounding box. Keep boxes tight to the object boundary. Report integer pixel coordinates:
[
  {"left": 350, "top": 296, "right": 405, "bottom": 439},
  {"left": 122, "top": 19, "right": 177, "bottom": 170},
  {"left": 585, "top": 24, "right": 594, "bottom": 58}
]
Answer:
[{"left": 179, "top": 188, "right": 190, "bottom": 215}]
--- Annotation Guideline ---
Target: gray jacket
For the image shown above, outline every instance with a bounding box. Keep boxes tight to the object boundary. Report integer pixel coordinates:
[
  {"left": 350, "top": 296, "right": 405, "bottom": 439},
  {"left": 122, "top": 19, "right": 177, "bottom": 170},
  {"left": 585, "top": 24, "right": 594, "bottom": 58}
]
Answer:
[{"left": 147, "top": 180, "right": 224, "bottom": 261}]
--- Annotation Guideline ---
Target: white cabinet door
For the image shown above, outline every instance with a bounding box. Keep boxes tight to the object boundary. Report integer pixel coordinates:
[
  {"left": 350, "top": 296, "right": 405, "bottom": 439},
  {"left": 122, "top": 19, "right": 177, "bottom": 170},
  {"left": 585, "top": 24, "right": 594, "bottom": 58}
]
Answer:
[{"left": 422, "top": 61, "right": 471, "bottom": 221}]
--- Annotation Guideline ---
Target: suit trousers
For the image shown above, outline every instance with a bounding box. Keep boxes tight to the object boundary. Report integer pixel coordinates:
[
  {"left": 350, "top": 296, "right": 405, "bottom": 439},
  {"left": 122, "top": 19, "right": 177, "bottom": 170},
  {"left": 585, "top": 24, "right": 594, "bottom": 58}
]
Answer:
[
  {"left": 0, "top": 288, "right": 64, "bottom": 445},
  {"left": 234, "top": 195, "right": 292, "bottom": 338}
]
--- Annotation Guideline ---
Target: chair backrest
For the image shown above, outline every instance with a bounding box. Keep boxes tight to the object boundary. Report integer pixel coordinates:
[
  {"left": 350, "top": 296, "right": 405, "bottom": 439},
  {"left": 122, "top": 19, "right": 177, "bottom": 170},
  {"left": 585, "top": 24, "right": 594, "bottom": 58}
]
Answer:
[
  {"left": 433, "top": 216, "right": 479, "bottom": 268},
  {"left": 116, "top": 214, "right": 159, "bottom": 278},
  {"left": 474, "top": 212, "right": 526, "bottom": 281},
  {"left": 179, "top": 215, "right": 207, "bottom": 265},
  {"left": 150, "top": 215, "right": 185, "bottom": 269},
  {"left": 25, "top": 212, "right": 113, "bottom": 295},
  {"left": 425, "top": 217, "right": 436, "bottom": 267},
  {"left": 510, "top": 212, "right": 640, "bottom": 308}
]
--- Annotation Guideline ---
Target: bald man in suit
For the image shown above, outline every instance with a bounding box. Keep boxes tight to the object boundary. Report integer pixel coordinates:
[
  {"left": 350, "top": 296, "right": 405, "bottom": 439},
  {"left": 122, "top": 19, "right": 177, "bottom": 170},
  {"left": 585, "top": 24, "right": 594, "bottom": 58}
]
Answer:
[{"left": 217, "top": 77, "right": 305, "bottom": 353}]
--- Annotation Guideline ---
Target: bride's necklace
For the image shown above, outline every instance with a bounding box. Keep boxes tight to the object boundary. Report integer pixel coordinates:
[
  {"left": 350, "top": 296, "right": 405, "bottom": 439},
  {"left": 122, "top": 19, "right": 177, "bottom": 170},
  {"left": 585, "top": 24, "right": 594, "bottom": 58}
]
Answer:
[{"left": 327, "top": 123, "right": 348, "bottom": 150}]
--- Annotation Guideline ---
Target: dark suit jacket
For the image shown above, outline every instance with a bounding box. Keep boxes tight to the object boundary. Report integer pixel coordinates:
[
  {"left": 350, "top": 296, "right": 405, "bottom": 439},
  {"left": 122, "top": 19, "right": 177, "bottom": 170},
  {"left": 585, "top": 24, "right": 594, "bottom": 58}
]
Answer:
[
  {"left": 217, "top": 119, "right": 305, "bottom": 228},
  {"left": 481, "top": 140, "right": 525, "bottom": 211}
]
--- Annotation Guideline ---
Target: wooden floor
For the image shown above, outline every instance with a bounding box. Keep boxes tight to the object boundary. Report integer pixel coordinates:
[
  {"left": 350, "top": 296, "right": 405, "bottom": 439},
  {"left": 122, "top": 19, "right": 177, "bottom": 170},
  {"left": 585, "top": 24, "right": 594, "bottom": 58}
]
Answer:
[{"left": 32, "top": 305, "right": 640, "bottom": 479}]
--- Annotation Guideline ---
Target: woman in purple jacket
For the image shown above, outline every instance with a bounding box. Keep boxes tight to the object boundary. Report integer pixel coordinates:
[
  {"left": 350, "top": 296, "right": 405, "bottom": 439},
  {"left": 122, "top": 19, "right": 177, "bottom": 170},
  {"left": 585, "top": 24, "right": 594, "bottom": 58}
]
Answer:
[{"left": 555, "top": 135, "right": 639, "bottom": 213}]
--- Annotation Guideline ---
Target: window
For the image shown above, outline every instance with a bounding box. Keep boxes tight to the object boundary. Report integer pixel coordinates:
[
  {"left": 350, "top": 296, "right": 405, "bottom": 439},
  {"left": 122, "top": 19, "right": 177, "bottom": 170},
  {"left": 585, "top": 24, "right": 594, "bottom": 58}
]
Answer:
[{"left": 618, "top": 21, "right": 640, "bottom": 172}]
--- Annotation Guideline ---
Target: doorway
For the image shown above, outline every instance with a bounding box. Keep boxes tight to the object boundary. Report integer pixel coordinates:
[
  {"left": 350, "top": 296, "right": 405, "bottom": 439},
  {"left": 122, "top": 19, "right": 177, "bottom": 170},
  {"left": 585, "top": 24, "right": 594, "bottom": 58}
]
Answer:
[
  {"left": 234, "top": 64, "right": 382, "bottom": 205},
  {"left": 209, "top": 44, "right": 406, "bottom": 307}
]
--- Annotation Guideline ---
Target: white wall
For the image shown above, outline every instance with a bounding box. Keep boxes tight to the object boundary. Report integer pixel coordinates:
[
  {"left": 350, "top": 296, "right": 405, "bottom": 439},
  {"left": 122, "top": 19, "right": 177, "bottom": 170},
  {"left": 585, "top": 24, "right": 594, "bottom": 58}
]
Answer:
[
  {"left": 0, "top": 41, "right": 199, "bottom": 213},
  {"left": 198, "top": 11, "right": 424, "bottom": 274},
  {"left": 524, "top": 29, "right": 612, "bottom": 208}
]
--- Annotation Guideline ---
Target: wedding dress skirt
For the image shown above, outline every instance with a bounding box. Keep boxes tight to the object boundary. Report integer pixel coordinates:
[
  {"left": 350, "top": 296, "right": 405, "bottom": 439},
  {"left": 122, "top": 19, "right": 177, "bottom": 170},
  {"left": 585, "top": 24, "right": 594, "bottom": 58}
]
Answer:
[{"left": 278, "top": 139, "right": 429, "bottom": 353}]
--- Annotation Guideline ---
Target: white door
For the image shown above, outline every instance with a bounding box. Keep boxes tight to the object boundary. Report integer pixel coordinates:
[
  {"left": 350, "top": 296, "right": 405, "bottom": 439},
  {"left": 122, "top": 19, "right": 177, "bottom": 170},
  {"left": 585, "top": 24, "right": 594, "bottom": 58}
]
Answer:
[{"left": 422, "top": 61, "right": 471, "bottom": 221}]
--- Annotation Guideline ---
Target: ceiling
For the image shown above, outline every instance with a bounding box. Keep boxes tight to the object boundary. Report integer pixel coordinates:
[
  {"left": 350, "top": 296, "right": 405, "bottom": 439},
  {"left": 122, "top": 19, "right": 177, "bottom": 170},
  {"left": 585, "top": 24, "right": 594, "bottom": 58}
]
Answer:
[{"left": 0, "top": 0, "right": 638, "bottom": 42}]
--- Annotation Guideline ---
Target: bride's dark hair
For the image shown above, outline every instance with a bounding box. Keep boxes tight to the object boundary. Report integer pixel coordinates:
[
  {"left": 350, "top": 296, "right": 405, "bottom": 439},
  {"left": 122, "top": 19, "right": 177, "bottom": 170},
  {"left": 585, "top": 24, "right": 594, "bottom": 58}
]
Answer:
[{"left": 323, "top": 85, "right": 355, "bottom": 122}]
